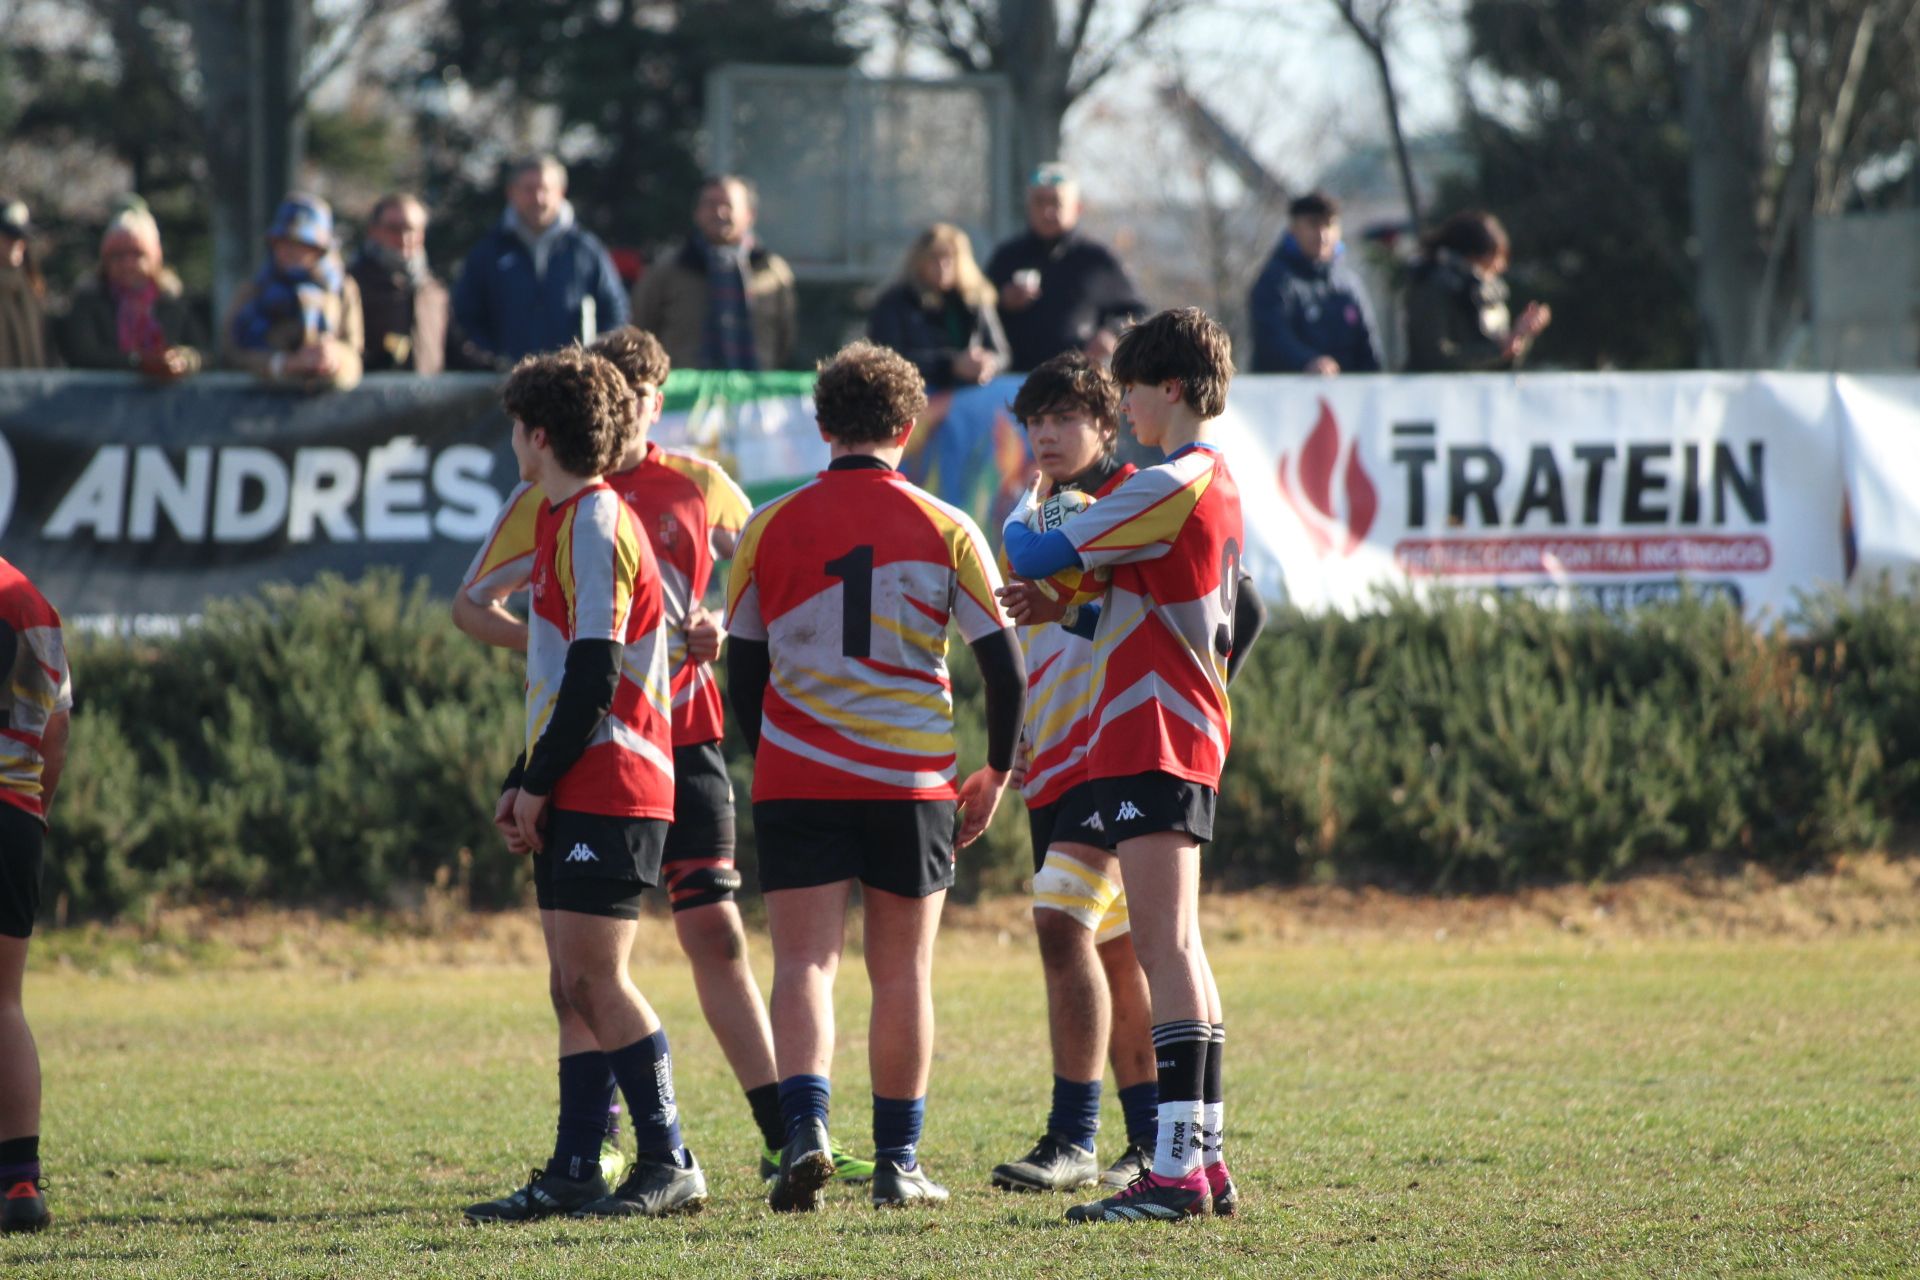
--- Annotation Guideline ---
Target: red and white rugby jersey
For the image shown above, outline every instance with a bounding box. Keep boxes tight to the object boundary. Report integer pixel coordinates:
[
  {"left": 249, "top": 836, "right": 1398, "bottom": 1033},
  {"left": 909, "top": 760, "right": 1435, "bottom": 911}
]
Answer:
[
  {"left": 1012, "top": 463, "right": 1136, "bottom": 808},
  {"left": 464, "top": 444, "right": 752, "bottom": 747},
  {"left": 0, "top": 557, "right": 72, "bottom": 823},
  {"left": 526, "top": 484, "right": 674, "bottom": 819},
  {"left": 1063, "top": 444, "right": 1243, "bottom": 791},
  {"left": 461, "top": 479, "right": 542, "bottom": 605},
  {"left": 724, "top": 460, "right": 1009, "bottom": 802},
  {"left": 609, "top": 444, "right": 751, "bottom": 746}
]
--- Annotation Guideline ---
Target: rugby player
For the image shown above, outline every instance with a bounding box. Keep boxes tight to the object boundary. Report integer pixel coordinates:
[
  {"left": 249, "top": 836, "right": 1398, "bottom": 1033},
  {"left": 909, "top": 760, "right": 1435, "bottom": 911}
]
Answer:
[
  {"left": 0, "top": 557, "right": 71, "bottom": 1234},
  {"left": 463, "top": 349, "right": 705, "bottom": 1221},
  {"left": 725, "top": 341, "right": 1025, "bottom": 1210},
  {"left": 1002, "top": 308, "right": 1259, "bottom": 1222},
  {"left": 455, "top": 328, "right": 867, "bottom": 1184}
]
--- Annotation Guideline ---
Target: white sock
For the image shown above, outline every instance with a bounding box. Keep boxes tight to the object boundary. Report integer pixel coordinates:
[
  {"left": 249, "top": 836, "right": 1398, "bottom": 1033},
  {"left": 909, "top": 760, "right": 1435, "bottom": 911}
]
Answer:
[
  {"left": 1150, "top": 1099, "right": 1204, "bottom": 1180},
  {"left": 1200, "top": 1101, "right": 1224, "bottom": 1167}
]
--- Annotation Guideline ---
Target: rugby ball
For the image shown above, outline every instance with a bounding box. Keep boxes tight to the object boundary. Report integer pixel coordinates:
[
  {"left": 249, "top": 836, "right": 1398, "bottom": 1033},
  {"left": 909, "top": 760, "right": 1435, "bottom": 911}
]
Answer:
[{"left": 1023, "top": 489, "right": 1109, "bottom": 605}]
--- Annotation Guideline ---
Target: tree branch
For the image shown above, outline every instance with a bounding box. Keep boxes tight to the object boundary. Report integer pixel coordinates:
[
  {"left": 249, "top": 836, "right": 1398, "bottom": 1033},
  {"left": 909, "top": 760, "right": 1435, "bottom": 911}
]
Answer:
[{"left": 1064, "top": 0, "right": 1190, "bottom": 101}]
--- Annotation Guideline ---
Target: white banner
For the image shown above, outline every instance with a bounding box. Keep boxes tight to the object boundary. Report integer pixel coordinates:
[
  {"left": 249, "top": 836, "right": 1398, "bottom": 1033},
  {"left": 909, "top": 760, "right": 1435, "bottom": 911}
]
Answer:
[
  {"left": 1214, "top": 373, "right": 1859, "bottom": 618},
  {"left": 1834, "top": 376, "right": 1920, "bottom": 593}
]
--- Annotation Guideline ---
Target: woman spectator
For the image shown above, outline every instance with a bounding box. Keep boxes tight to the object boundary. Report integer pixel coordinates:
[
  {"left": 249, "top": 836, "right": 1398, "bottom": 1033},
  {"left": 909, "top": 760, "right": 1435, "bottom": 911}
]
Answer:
[
  {"left": 867, "top": 224, "right": 1008, "bottom": 390},
  {"left": 57, "top": 198, "right": 208, "bottom": 379},
  {"left": 222, "top": 193, "right": 364, "bottom": 391},
  {"left": 0, "top": 201, "right": 52, "bottom": 369},
  {"left": 1404, "top": 211, "right": 1551, "bottom": 372}
]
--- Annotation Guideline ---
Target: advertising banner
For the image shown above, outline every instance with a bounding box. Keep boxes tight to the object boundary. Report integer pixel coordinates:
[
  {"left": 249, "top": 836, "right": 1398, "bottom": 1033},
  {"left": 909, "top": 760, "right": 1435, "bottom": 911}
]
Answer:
[
  {"left": 2, "top": 370, "right": 1916, "bottom": 630},
  {"left": 1217, "top": 373, "right": 1851, "bottom": 616},
  {"left": 0, "top": 372, "right": 513, "bottom": 634}
]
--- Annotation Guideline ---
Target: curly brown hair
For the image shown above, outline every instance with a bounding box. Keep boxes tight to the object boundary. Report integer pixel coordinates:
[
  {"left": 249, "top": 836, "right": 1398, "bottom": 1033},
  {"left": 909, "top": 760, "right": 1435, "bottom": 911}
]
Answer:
[
  {"left": 590, "top": 325, "right": 671, "bottom": 393},
  {"left": 813, "top": 341, "right": 928, "bottom": 444},
  {"left": 1110, "top": 307, "right": 1236, "bottom": 418},
  {"left": 1010, "top": 351, "right": 1120, "bottom": 450},
  {"left": 501, "top": 348, "right": 637, "bottom": 478}
]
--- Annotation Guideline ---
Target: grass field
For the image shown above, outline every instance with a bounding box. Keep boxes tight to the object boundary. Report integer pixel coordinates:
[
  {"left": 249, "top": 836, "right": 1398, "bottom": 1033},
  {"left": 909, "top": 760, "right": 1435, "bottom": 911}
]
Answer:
[{"left": 6, "top": 883, "right": 1920, "bottom": 1279}]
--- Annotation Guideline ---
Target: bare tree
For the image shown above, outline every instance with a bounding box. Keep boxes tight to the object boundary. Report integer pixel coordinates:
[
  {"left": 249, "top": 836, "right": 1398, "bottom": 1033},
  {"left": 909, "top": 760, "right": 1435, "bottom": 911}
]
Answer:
[
  {"left": 1685, "top": 0, "right": 1918, "bottom": 366},
  {"left": 877, "top": 0, "right": 1202, "bottom": 190},
  {"left": 1326, "top": 0, "right": 1423, "bottom": 230}
]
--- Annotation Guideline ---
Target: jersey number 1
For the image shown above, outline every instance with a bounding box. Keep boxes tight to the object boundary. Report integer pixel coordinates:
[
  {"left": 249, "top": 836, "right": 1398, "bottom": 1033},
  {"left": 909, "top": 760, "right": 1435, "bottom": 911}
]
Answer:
[{"left": 825, "top": 545, "right": 875, "bottom": 658}]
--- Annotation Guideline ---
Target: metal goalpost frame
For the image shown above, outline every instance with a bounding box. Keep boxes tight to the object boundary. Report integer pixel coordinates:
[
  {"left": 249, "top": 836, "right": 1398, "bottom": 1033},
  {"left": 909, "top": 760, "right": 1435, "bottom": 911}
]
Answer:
[{"left": 705, "top": 64, "right": 1019, "bottom": 283}]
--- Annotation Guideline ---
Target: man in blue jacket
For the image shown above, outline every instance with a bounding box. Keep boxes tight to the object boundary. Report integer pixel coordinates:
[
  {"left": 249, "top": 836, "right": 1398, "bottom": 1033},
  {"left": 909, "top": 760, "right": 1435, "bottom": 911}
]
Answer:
[
  {"left": 453, "top": 155, "right": 630, "bottom": 368},
  {"left": 1248, "top": 192, "right": 1382, "bottom": 375}
]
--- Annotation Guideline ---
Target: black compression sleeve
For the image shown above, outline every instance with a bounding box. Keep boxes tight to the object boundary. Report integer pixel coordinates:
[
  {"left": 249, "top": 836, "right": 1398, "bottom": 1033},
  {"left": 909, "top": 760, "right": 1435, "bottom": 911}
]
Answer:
[
  {"left": 968, "top": 627, "right": 1026, "bottom": 772},
  {"left": 727, "top": 638, "right": 772, "bottom": 757},
  {"left": 1226, "top": 575, "right": 1267, "bottom": 685},
  {"left": 501, "top": 753, "right": 526, "bottom": 795},
  {"left": 520, "top": 639, "right": 622, "bottom": 796}
]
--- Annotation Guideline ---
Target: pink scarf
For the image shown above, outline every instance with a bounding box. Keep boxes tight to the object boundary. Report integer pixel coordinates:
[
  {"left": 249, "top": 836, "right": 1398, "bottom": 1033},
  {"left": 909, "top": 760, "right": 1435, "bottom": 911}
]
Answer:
[{"left": 113, "top": 277, "right": 166, "bottom": 356}]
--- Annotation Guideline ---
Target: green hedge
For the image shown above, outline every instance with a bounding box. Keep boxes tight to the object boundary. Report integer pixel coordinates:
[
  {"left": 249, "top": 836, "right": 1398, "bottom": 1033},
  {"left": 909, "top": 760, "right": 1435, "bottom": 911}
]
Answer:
[{"left": 43, "top": 573, "right": 1920, "bottom": 917}]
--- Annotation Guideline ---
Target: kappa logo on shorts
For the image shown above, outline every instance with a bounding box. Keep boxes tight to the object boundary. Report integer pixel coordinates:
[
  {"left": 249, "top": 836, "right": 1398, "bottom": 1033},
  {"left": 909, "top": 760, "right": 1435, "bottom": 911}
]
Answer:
[
  {"left": 1114, "top": 800, "right": 1145, "bottom": 822},
  {"left": 564, "top": 843, "right": 599, "bottom": 863},
  {"left": 1080, "top": 811, "right": 1106, "bottom": 832}
]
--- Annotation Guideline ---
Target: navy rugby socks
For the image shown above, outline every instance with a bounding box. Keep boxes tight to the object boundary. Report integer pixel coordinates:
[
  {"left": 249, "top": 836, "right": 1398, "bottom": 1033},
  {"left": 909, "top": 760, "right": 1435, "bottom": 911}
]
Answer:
[
  {"left": 605, "top": 1030, "right": 687, "bottom": 1167},
  {"left": 872, "top": 1094, "right": 926, "bottom": 1171},
  {"left": 547, "top": 1051, "right": 617, "bottom": 1181},
  {"left": 1047, "top": 1076, "right": 1102, "bottom": 1153}
]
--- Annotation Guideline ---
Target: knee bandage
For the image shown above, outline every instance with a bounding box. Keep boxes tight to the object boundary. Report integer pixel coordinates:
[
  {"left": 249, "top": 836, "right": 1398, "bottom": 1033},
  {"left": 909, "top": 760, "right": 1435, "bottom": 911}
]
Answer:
[
  {"left": 1033, "top": 851, "right": 1124, "bottom": 933},
  {"left": 1094, "top": 890, "right": 1130, "bottom": 945}
]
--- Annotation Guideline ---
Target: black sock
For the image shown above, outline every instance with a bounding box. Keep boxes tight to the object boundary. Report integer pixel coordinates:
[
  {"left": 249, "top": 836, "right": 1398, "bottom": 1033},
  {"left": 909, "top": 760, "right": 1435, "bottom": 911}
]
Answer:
[
  {"left": 1204, "top": 1025, "right": 1224, "bottom": 1106},
  {"left": 0, "top": 1135, "right": 39, "bottom": 1183},
  {"left": 547, "top": 1051, "right": 616, "bottom": 1181},
  {"left": 746, "top": 1082, "right": 785, "bottom": 1151}
]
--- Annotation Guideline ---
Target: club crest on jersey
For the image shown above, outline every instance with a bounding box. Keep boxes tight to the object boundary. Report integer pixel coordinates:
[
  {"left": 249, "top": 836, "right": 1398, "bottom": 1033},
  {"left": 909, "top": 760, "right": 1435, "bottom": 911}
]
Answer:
[{"left": 656, "top": 513, "right": 682, "bottom": 548}]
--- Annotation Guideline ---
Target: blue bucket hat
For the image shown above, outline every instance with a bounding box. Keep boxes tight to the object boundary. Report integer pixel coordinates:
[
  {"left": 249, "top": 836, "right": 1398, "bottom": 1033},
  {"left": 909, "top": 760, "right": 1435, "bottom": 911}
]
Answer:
[{"left": 268, "top": 194, "right": 333, "bottom": 251}]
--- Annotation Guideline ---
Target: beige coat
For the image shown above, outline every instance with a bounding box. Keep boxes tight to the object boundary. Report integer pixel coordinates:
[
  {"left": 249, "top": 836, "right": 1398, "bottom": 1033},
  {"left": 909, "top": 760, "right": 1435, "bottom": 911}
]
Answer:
[
  {"left": 221, "top": 272, "right": 365, "bottom": 391},
  {"left": 630, "top": 239, "right": 797, "bottom": 371}
]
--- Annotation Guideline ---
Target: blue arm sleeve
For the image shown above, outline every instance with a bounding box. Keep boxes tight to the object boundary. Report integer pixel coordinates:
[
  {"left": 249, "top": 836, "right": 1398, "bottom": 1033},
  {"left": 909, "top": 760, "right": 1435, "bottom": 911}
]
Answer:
[
  {"left": 1064, "top": 602, "right": 1101, "bottom": 640},
  {"left": 1002, "top": 522, "right": 1082, "bottom": 579}
]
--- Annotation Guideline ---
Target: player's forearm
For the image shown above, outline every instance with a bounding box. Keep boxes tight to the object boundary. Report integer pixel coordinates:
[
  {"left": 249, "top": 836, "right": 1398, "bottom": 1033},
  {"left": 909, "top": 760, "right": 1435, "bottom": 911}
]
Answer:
[
  {"left": 1227, "top": 576, "right": 1267, "bottom": 685},
  {"left": 1001, "top": 521, "right": 1082, "bottom": 580},
  {"left": 38, "top": 710, "right": 69, "bottom": 813},
  {"left": 726, "top": 638, "right": 772, "bottom": 756},
  {"left": 520, "top": 639, "right": 622, "bottom": 796},
  {"left": 968, "top": 628, "right": 1026, "bottom": 772},
  {"left": 451, "top": 593, "right": 529, "bottom": 654}
]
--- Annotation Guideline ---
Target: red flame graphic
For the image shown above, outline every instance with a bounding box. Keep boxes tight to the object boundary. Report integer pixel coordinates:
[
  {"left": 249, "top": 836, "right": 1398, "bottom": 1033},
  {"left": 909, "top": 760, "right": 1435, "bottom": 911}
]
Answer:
[{"left": 1277, "top": 398, "right": 1377, "bottom": 556}]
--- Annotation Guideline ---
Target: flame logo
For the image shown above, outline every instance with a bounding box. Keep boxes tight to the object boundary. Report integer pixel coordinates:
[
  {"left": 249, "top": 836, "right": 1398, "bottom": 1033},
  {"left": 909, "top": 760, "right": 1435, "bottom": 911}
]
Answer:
[{"left": 1277, "top": 398, "right": 1377, "bottom": 556}]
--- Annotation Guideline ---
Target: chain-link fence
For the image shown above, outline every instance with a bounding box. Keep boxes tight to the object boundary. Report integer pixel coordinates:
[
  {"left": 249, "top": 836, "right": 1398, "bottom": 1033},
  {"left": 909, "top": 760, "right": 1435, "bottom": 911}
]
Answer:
[{"left": 706, "top": 64, "right": 1018, "bottom": 283}]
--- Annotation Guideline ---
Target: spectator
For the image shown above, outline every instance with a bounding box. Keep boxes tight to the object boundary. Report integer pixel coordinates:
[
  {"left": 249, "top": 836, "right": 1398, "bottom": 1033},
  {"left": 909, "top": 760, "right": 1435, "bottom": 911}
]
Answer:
[
  {"left": 0, "top": 201, "right": 52, "bottom": 369},
  {"left": 1248, "top": 191, "right": 1382, "bottom": 375},
  {"left": 223, "top": 193, "right": 365, "bottom": 391},
  {"left": 632, "top": 174, "right": 796, "bottom": 371},
  {"left": 57, "top": 197, "right": 208, "bottom": 379},
  {"left": 1404, "top": 210, "right": 1552, "bottom": 372},
  {"left": 985, "top": 163, "right": 1144, "bottom": 372},
  {"left": 452, "top": 155, "right": 629, "bottom": 367},
  {"left": 866, "top": 223, "right": 1009, "bottom": 391},
  {"left": 349, "top": 193, "right": 474, "bottom": 375}
]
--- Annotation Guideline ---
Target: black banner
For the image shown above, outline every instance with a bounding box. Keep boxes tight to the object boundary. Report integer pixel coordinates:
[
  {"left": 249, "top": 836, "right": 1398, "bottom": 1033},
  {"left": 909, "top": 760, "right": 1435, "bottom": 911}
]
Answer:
[{"left": 0, "top": 371, "right": 516, "bottom": 633}]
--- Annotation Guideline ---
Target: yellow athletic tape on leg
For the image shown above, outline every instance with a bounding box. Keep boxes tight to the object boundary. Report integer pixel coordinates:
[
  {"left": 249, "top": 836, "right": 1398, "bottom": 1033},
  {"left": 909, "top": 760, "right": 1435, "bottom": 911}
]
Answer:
[
  {"left": 1094, "top": 890, "right": 1130, "bottom": 944},
  {"left": 1033, "top": 850, "right": 1123, "bottom": 932}
]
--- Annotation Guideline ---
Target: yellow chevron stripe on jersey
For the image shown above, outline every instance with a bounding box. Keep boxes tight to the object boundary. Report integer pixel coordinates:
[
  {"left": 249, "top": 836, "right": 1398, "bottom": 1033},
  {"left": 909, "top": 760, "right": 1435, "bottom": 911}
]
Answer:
[
  {"left": 874, "top": 611, "right": 946, "bottom": 655},
  {"left": 610, "top": 509, "right": 642, "bottom": 629},
  {"left": 655, "top": 449, "right": 753, "bottom": 535},
  {"left": 775, "top": 667, "right": 955, "bottom": 755},
  {"left": 1032, "top": 679, "right": 1096, "bottom": 747},
  {"left": 903, "top": 488, "right": 1001, "bottom": 623},
  {"left": 554, "top": 503, "right": 579, "bottom": 627},
  {"left": 470, "top": 482, "right": 542, "bottom": 586},
  {"left": 1077, "top": 466, "right": 1212, "bottom": 553},
  {"left": 727, "top": 484, "right": 814, "bottom": 617}
]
